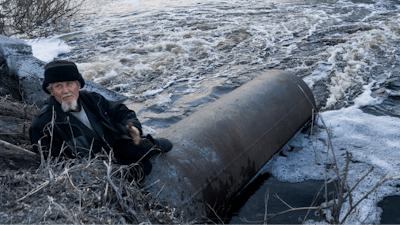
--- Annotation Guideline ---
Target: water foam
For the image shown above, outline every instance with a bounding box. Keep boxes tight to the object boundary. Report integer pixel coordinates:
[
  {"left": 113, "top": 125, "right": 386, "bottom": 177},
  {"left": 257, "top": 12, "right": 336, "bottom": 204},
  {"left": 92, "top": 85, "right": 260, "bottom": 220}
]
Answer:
[{"left": 261, "top": 83, "right": 400, "bottom": 223}]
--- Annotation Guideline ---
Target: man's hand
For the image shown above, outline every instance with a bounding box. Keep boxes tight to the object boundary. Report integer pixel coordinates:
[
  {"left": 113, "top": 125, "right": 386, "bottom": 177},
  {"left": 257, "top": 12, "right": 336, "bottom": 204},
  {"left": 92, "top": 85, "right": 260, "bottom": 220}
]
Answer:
[{"left": 126, "top": 123, "right": 141, "bottom": 145}]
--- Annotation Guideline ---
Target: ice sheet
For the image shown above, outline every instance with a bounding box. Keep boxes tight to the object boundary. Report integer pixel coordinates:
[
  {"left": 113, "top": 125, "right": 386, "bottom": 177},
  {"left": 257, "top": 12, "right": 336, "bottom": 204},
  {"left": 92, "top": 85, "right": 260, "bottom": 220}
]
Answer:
[
  {"left": 261, "top": 83, "right": 400, "bottom": 223},
  {"left": 26, "top": 37, "right": 71, "bottom": 62}
]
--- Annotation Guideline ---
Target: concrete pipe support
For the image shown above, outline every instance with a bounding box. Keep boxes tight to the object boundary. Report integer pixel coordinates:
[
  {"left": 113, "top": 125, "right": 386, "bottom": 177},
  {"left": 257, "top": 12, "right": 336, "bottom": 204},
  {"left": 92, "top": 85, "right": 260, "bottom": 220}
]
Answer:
[{"left": 145, "top": 70, "right": 316, "bottom": 218}]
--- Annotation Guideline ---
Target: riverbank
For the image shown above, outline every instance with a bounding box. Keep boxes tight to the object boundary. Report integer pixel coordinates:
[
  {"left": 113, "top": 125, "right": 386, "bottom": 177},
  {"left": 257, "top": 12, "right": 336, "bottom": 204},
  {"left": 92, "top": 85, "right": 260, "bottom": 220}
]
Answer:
[
  {"left": 3, "top": 0, "right": 400, "bottom": 222},
  {"left": 0, "top": 60, "right": 187, "bottom": 224}
]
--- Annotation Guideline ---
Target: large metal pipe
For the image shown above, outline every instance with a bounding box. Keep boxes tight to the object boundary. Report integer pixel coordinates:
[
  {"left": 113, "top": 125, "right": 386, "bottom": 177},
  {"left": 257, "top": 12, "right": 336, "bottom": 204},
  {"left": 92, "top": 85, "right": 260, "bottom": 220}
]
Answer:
[{"left": 145, "top": 70, "right": 316, "bottom": 218}]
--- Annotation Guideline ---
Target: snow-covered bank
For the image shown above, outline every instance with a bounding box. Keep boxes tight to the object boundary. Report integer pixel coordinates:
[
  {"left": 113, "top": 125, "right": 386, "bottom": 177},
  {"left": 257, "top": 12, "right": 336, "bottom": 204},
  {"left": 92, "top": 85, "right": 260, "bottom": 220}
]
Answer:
[
  {"left": 25, "top": 36, "right": 71, "bottom": 63},
  {"left": 0, "top": 35, "right": 127, "bottom": 104}
]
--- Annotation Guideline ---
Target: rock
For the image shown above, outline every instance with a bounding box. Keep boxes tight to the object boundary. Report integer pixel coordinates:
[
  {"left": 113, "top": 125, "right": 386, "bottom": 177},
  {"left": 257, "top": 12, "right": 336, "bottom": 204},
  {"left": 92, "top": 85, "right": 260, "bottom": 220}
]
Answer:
[
  {"left": 0, "top": 35, "right": 32, "bottom": 57},
  {"left": 0, "top": 57, "right": 21, "bottom": 100},
  {"left": 0, "top": 35, "right": 128, "bottom": 105},
  {"left": 8, "top": 55, "right": 48, "bottom": 104}
]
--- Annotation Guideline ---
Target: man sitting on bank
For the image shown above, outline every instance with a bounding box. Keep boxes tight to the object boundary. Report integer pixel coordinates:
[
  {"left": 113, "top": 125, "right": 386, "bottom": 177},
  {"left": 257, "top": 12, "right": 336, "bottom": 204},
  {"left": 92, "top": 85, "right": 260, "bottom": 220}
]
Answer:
[{"left": 29, "top": 60, "right": 172, "bottom": 175}]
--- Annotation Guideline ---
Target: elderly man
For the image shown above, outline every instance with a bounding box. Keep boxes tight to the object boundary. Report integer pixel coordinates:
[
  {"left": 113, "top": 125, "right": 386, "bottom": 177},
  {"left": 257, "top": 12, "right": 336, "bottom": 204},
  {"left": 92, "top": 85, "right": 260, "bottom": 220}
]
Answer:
[{"left": 29, "top": 60, "right": 172, "bottom": 175}]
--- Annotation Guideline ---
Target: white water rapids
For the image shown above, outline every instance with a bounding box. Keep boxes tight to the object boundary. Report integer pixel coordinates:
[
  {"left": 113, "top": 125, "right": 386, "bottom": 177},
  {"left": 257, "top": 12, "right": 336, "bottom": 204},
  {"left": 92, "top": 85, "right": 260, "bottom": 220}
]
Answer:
[{"left": 27, "top": 0, "right": 400, "bottom": 223}]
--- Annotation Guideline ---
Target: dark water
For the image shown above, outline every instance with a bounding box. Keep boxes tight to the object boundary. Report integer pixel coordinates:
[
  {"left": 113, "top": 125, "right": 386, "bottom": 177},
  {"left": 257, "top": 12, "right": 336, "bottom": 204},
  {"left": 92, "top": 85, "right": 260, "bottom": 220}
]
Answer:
[
  {"left": 224, "top": 174, "right": 400, "bottom": 224},
  {"left": 225, "top": 174, "right": 327, "bottom": 224},
  {"left": 378, "top": 196, "right": 400, "bottom": 224}
]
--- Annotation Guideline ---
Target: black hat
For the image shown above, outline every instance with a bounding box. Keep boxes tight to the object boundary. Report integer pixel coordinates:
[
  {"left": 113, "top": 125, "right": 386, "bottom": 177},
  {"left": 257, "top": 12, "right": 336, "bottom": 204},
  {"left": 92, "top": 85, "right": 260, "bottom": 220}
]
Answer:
[{"left": 43, "top": 60, "right": 85, "bottom": 94}]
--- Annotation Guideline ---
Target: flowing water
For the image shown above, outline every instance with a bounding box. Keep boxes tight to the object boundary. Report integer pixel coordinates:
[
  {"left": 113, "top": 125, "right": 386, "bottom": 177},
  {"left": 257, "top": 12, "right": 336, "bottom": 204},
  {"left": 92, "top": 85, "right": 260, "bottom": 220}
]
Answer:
[
  {"left": 39, "top": 0, "right": 400, "bottom": 223},
  {"left": 57, "top": 0, "right": 400, "bottom": 122}
]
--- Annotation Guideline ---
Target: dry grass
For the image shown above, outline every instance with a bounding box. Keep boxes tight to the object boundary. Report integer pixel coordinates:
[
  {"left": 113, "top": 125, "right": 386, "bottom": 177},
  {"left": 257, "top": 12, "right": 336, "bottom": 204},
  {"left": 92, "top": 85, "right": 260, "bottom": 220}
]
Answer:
[
  {"left": 0, "top": 148, "right": 185, "bottom": 224},
  {"left": 0, "top": 94, "right": 187, "bottom": 224}
]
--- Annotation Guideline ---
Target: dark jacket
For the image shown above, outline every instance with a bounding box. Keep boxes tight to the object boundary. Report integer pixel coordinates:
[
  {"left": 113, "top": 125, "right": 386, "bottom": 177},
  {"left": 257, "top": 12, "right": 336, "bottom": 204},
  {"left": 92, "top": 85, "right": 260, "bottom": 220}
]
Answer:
[{"left": 29, "top": 91, "right": 143, "bottom": 159}]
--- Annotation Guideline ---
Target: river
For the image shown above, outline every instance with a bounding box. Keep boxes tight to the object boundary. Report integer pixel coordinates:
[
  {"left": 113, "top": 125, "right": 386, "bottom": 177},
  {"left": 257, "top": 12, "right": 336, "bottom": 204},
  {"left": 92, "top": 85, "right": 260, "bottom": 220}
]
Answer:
[{"left": 27, "top": 0, "right": 400, "bottom": 223}]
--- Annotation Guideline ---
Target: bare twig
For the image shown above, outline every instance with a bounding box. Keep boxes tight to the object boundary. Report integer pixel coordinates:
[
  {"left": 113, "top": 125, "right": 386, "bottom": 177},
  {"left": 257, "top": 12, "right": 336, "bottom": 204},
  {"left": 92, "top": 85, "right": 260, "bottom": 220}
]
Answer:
[
  {"left": 274, "top": 193, "right": 293, "bottom": 209},
  {"left": 344, "top": 166, "right": 374, "bottom": 200},
  {"left": 17, "top": 173, "right": 65, "bottom": 202},
  {"left": 303, "top": 181, "right": 326, "bottom": 222},
  {"left": 244, "top": 205, "right": 331, "bottom": 223},
  {"left": 264, "top": 188, "right": 269, "bottom": 225},
  {"left": 103, "top": 157, "right": 123, "bottom": 205},
  {"left": 340, "top": 174, "right": 400, "bottom": 223},
  {"left": 331, "top": 151, "right": 351, "bottom": 223},
  {"left": 207, "top": 203, "right": 224, "bottom": 224},
  {"left": 0, "top": 0, "right": 85, "bottom": 37},
  {"left": 0, "top": 139, "right": 36, "bottom": 155}
]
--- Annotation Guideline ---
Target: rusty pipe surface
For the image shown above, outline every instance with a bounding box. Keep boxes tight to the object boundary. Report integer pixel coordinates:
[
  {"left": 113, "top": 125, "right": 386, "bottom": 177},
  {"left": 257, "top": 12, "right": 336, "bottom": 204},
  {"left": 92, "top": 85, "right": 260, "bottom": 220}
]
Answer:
[{"left": 145, "top": 70, "right": 316, "bottom": 218}]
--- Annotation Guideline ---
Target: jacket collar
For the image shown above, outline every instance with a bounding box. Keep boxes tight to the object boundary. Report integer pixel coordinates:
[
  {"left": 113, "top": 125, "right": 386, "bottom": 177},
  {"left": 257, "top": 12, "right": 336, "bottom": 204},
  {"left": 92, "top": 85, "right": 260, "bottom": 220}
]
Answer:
[{"left": 48, "top": 95, "right": 102, "bottom": 140}]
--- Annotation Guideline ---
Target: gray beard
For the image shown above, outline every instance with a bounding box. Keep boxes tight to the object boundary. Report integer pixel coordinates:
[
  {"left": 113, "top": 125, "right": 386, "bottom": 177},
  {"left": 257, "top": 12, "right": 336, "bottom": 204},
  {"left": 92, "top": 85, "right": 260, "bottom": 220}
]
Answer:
[{"left": 61, "top": 99, "right": 79, "bottom": 112}]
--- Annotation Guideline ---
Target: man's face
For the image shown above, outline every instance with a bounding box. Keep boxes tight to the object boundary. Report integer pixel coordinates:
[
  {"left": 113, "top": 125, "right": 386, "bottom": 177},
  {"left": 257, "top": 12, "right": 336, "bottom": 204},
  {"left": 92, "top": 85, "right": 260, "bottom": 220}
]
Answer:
[{"left": 50, "top": 81, "right": 80, "bottom": 104}]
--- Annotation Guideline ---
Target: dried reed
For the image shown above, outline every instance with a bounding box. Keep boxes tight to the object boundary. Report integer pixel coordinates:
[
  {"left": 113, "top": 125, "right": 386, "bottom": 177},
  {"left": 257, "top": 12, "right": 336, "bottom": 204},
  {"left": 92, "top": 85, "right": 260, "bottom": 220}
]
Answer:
[{"left": 0, "top": 147, "right": 185, "bottom": 224}]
